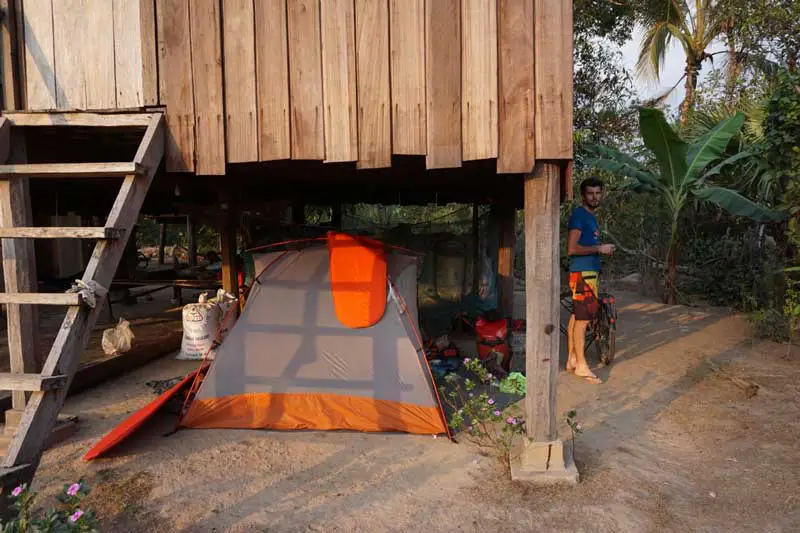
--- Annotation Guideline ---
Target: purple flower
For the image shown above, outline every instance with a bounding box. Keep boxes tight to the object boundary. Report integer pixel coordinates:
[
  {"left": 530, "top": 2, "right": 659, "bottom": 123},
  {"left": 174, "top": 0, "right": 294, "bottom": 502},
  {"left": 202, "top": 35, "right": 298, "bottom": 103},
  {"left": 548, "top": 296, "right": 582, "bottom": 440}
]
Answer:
[
  {"left": 66, "top": 483, "right": 81, "bottom": 496},
  {"left": 487, "top": 398, "right": 495, "bottom": 405},
  {"left": 494, "top": 410, "right": 501, "bottom": 416},
  {"left": 506, "top": 416, "right": 516, "bottom": 424},
  {"left": 487, "top": 373, "right": 493, "bottom": 380},
  {"left": 467, "top": 425, "right": 473, "bottom": 431},
  {"left": 468, "top": 392, "right": 474, "bottom": 398},
  {"left": 463, "top": 358, "right": 471, "bottom": 364},
  {"left": 11, "top": 484, "right": 25, "bottom": 497},
  {"left": 69, "top": 509, "right": 84, "bottom": 523}
]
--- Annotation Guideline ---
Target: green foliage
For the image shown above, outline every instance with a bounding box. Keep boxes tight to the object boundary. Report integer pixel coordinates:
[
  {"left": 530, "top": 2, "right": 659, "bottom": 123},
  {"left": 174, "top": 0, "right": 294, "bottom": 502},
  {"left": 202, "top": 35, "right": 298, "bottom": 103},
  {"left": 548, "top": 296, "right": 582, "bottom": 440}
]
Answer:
[
  {"left": 719, "top": 0, "right": 800, "bottom": 71},
  {"left": 763, "top": 71, "right": 800, "bottom": 202},
  {"left": 1, "top": 480, "right": 100, "bottom": 532},
  {"left": 587, "top": 107, "right": 785, "bottom": 303},
  {"left": 439, "top": 359, "right": 526, "bottom": 466}
]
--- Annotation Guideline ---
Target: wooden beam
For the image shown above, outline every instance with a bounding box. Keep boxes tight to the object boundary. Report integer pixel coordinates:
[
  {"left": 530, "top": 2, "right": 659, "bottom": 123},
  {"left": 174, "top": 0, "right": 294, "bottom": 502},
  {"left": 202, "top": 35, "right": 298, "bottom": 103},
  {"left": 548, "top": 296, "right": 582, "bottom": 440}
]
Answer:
[
  {"left": 331, "top": 202, "right": 342, "bottom": 229},
  {"left": 0, "top": 227, "right": 123, "bottom": 239},
  {"left": 0, "top": 117, "right": 9, "bottom": 163},
  {"left": 0, "top": 112, "right": 154, "bottom": 127},
  {"left": 496, "top": 203, "right": 516, "bottom": 317},
  {"left": 220, "top": 206, "right": 238, "bottom": 297},
  {"left": 0, "top": 162, "right": 145, "bottom": 178},
  {"left": 472, "top": 204, "right": 480, "bottom": 294},
  {"left": 0, "top": 0, "right": 23, "bottom": 110},
  {"left": 0, "top": 374, "right": 67, "bottom": 392},
  {"left": 186, "top": 216, "right": 197, "bottom": 267},
  {"left": 0, "top": 293, "right": 83, "bottom": 306},
  {"left": 524, "top": 162, "right": 560, "bottom": 442},
  {"left": 2, "top": 113, "right": 164, "bottom": 473},
  {"left": 134, "top": 113, "right": 166, "bottom": 169},
  {"left": 158, "top": 222, "right": 166, "bottom": 264},
  {"left": 0, "top": 143, "right": 39, "bottom": 413}
]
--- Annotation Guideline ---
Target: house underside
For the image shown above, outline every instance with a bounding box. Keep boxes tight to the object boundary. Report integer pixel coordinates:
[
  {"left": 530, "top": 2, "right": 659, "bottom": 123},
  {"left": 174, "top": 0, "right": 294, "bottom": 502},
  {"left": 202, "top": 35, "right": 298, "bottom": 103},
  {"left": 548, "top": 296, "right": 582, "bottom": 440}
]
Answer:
[{"left": 0, "top": 0, "right": 574, "bottom": 500}]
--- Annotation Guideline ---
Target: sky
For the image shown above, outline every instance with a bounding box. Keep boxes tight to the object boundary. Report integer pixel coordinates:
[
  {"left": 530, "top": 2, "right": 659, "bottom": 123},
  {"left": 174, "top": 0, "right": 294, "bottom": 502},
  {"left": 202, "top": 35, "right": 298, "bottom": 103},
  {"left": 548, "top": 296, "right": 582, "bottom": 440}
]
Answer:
[
  {"left": 620, "top": 27, "right": 689, "bottom": 109},
  {"left": 618, "top": 26, "right": 724, "bottom": 110}
]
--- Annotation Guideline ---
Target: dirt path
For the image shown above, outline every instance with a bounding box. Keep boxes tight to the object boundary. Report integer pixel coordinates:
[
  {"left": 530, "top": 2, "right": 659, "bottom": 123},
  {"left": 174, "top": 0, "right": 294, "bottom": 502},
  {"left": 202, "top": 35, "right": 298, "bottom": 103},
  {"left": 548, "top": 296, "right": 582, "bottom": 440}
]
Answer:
[{"left": 23, "top": 291, "right": 800, "bottom": 532}]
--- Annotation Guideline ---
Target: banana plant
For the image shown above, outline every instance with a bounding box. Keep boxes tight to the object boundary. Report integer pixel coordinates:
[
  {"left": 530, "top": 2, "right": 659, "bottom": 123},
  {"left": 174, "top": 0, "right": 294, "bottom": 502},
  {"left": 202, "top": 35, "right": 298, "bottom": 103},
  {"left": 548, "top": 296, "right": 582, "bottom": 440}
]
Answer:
[{"left": 586, "top": 107, "right": 786, "bottom": 304}]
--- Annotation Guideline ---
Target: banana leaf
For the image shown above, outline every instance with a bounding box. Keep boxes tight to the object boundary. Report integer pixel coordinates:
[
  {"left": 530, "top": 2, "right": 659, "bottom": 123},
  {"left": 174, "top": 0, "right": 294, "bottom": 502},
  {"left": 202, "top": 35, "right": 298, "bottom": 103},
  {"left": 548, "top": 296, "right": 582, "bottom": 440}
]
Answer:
[
  {"left": 693, "top": 186, "right": 787, "bottom": 221},
  {"left": 639, "top": 108, "right": 688, "bottom": 191},
  {"left": 700, "top": 150, "right": 754, "bottom": 182},
  {"left": 685, "top": 112, "right": 746, "bottom": 181}
]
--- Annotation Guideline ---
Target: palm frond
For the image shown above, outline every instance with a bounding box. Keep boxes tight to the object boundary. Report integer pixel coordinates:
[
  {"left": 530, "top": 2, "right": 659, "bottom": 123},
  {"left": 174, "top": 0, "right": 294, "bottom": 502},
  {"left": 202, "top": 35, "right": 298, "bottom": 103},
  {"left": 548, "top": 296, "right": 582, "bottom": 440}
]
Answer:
[
  {"left": 683, "top": 96, "right": 767, "bottom": 145},
  {"left": 637, "top": 22, "right": 687, "bottom": 80}
]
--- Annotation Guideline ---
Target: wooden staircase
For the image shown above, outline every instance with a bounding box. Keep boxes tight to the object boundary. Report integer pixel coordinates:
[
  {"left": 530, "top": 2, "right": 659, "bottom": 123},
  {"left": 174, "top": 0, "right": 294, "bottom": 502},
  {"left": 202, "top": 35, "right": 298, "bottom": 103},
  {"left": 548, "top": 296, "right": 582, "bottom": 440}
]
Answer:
[{"left": 0, "top": 112, "right": 165, "bottom": 496}]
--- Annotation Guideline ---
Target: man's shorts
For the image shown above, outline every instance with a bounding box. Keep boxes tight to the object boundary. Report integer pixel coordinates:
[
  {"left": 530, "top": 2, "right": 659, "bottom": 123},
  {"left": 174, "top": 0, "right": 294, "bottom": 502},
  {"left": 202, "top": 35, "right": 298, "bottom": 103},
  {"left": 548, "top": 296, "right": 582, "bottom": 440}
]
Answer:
[{"left": 569, "top": 271, "right": 599, "bottom": 321}]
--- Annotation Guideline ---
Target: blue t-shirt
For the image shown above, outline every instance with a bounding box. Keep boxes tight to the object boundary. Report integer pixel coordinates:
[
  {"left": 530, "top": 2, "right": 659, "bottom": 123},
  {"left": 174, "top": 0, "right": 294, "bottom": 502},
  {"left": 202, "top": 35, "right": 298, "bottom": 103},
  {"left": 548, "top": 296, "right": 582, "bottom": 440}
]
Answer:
[{"left": 568, "top": 206, "right": 601, "bottom": 272}]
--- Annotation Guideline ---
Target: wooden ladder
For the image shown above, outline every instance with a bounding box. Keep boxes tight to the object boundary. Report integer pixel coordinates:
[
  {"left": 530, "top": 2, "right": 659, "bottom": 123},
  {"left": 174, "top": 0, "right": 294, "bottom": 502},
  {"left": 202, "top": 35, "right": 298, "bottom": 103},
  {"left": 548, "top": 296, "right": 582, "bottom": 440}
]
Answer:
[{"left": 0, "top": 112, "right": 165, "bottom": 495}]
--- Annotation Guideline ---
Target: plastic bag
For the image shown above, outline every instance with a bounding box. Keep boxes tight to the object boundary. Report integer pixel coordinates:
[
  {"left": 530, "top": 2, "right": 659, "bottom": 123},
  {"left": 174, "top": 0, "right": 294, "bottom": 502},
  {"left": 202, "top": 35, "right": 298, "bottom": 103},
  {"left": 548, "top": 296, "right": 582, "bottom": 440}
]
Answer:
[{"left": 101, "top": 317, "right": 134, "bottom": 356}]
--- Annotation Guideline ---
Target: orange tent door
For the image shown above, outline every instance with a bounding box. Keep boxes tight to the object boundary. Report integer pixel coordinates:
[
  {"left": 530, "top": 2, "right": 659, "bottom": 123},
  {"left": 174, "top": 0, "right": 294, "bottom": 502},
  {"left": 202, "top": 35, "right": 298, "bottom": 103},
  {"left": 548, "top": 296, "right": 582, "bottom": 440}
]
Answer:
[{"left": 326, "top": 232, "right": 387, "bottom": 328}]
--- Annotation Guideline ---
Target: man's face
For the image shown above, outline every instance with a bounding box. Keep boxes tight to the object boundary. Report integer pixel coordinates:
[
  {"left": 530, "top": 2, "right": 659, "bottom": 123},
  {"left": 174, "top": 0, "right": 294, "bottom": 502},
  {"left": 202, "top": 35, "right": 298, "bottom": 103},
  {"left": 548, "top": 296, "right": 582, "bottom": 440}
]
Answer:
[{"left": 582, "top": 186, "right": 603, "bottom": 209}]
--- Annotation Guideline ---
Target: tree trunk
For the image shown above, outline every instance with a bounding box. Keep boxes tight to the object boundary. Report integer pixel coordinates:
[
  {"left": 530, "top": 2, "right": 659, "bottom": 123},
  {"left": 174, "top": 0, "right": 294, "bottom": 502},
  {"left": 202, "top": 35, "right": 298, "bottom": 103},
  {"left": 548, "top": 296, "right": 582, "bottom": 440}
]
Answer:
[
  {"left": 680, "top": 61, "right": 700, "bottom": 124},
  {"left": 663, "top": 218, "right": 679, "bottom": 305},
  {"left": 725, "top": 37, "right": 743, "bottom": 110}
]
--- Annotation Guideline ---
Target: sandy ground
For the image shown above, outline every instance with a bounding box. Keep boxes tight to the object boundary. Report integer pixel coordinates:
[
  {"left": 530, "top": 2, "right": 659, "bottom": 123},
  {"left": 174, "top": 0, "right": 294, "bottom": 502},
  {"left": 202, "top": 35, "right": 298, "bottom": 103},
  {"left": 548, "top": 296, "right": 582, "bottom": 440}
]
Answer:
[{"left": 21, "top": 290, "right": 800, "bottom": 532}]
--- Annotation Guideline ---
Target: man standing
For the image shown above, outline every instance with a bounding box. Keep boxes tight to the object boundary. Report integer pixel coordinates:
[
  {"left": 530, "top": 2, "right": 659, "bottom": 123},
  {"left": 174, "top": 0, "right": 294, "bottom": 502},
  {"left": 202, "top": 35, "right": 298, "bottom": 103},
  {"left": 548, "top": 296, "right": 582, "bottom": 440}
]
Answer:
[{"left": 566, "top": 177, "right": 615, "bottom": 384}]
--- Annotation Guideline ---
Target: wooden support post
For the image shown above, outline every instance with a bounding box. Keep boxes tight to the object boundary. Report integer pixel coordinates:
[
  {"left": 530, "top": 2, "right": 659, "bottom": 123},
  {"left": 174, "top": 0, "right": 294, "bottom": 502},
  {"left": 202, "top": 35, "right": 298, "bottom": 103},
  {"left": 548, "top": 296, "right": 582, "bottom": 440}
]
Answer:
[
  {"left": 0, "top": 121, "right": 39, "bottom": 427},
  {"left": 472, "top": 204, "right": 480, "bottom": 294},
  {"left": 186, "top": 216, "right": 197, "bottom": 267},
  {"left": 157, "top": 223, "right": 166, "bottom": 265},
  {"left": 497, "top": 203, "right": 516, "bottom": 318},
  {"left": 510, "top": 162, "right": 578, "bottom": 484},
  {"left": 331, "top": 202, "right": 342, "bottom": 230},
  {"left": 292, "top": 200, "right": 305, "bottom": 226},
  {"left": 0, "top": 0, "right": 23, "bottom": 110},
  {"left": 220, "top": 205, "right": 238, "bottom": 300}
]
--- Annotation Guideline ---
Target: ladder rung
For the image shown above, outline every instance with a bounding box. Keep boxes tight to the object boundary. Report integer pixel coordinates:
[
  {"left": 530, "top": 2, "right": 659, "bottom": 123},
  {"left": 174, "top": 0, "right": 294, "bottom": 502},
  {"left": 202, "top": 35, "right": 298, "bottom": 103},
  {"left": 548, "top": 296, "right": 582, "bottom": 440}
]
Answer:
[
  {"left": 0, "top": 293, "right": 83, "bottom": 306},
  {"left": 0, "top": 373, "right": 67, "bottom": 392},
  {"left": 0, "top": 463, "right": 32, "bottom": 481},
  {"left": 0, "top": 227, "right": 124, "bottom": 239},
  {"left": 0, "top": 162, "right": 145, "bottom": 178}
]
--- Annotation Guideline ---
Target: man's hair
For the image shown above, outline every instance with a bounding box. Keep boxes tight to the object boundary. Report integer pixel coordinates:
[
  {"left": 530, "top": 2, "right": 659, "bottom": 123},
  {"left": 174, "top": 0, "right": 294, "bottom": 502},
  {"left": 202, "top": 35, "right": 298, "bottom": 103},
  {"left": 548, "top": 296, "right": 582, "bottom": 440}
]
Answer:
[{"left": 580, "top": 177, "right": 604, "bottom": 194}]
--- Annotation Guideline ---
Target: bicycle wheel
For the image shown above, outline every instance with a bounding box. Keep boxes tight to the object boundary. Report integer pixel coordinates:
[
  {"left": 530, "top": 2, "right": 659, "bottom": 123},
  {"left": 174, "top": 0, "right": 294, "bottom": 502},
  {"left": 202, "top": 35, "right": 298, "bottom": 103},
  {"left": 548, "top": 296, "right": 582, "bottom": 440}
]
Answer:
[{"left": 600, "top": 329, "right": 616, "bottom": 365}]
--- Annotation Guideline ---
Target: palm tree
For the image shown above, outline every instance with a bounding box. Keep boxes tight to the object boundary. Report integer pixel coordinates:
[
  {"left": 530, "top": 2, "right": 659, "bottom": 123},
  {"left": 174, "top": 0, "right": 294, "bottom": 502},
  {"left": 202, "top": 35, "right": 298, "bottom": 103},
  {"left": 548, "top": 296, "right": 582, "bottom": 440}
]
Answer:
[{"left": 636, "top": 0, "right": 727, "bottom": 122}]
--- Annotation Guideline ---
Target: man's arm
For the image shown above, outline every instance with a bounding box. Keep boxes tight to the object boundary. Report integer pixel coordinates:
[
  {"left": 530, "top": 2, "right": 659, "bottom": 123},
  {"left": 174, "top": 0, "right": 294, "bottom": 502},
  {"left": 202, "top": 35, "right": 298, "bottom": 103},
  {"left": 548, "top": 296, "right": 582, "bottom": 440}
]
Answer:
[
  {"left": 567, "top": 229, "right": 615, "bottom": 256},
  {"left": 567, "top": 229, "right": 597, "bottom": 256}
]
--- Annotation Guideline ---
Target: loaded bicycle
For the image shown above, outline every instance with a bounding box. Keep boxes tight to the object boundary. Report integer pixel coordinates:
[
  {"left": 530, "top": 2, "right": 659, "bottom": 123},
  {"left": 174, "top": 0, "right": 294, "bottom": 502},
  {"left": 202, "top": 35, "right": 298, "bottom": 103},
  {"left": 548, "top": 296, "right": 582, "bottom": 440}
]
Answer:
[{"left": 559, "top": 288, "right": 617, "bottom": 366}]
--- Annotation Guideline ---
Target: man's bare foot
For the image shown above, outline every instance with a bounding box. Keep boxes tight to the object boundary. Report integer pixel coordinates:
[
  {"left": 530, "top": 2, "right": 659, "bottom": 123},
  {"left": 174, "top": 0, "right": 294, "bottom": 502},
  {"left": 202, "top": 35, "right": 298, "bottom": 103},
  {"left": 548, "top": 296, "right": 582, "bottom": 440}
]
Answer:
[{"left": 574, "top": 368, "right": 602, "bottom": 384}]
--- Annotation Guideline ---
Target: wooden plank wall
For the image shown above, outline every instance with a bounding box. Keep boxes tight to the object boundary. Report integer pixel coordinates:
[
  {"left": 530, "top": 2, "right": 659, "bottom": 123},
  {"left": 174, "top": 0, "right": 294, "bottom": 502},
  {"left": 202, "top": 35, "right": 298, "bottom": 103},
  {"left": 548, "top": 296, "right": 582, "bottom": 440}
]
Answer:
[
  {"left": 24, "top": 0, "right": 154, "bottom": 110},
  {"left": 15, "top": 0, "right": 573, "bottom": 173}
]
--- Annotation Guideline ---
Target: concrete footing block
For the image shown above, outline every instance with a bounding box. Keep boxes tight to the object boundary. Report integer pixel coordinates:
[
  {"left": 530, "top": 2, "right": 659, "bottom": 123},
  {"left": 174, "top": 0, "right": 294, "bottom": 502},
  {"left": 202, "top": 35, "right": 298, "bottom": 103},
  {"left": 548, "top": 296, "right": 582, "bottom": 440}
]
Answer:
[{"left": 510, "top": 438, "right": 579, "bottom": 486}]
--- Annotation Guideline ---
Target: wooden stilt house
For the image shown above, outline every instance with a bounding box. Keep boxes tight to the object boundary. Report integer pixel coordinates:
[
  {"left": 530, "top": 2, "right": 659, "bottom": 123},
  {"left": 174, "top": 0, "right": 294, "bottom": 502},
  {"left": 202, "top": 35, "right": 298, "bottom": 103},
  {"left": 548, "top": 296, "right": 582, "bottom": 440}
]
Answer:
[{"left": 0, "top": 0, "right": 574, "bottom": 495}]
